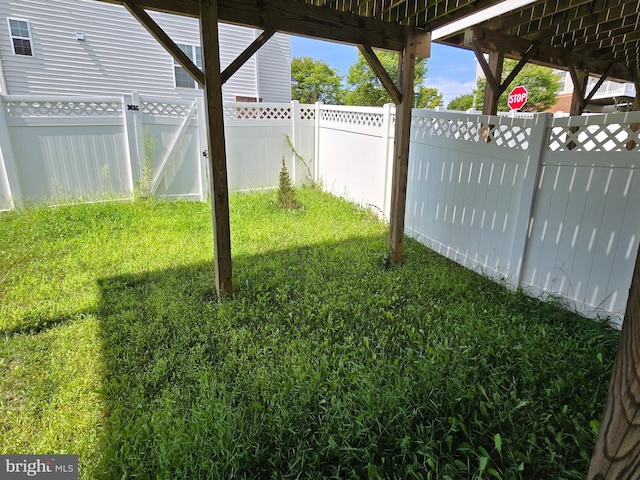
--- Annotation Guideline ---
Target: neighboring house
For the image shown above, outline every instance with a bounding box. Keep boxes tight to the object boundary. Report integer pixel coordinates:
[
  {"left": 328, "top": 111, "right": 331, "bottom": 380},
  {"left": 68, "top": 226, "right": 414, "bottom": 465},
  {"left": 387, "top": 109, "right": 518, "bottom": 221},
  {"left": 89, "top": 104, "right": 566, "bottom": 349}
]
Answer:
[
  {"left": 547, "top": 70, "right": 636, "bottom": 114},
  {"left": 470, "top": 58, "right": 636, "bottom": 114},
  {"left": 0, "top": 0, "right": 291, "bottom": 102}
]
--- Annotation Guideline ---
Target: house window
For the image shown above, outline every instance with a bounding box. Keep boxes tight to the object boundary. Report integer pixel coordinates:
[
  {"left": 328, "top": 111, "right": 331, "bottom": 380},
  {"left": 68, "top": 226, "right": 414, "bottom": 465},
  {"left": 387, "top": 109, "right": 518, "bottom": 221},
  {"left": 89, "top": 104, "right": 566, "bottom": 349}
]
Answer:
[
  {"left": 174, "top": 44, "right": 202, "bottom": 89},
  {"left": 8, "top": 18, "right": 33, "bottom": 56},
  {"left": 556, "top": 70, "right": 568, "bottom": 93}
]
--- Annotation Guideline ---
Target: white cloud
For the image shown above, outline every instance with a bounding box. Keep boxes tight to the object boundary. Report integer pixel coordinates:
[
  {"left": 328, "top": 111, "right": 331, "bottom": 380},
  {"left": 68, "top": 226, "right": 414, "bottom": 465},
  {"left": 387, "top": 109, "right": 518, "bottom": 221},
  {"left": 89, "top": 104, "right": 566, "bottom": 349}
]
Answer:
[{"left": 427, "top": 76, "right": 476, "bottom": 107}]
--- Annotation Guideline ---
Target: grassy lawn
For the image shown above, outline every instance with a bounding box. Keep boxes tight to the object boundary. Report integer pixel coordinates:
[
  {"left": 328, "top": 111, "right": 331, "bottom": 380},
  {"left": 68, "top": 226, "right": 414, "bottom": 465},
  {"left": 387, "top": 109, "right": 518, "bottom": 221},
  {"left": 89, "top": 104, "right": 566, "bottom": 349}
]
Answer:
[{"left": 0, "top": 189, "right": 619, "bottom": 479}]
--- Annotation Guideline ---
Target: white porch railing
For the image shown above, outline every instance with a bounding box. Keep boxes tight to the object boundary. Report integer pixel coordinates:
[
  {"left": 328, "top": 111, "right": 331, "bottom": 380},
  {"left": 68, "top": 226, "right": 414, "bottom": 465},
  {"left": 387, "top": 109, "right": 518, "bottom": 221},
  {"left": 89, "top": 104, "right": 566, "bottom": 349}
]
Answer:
[{"left": 588, "top": 79, "right": 636, "bottom": 100}]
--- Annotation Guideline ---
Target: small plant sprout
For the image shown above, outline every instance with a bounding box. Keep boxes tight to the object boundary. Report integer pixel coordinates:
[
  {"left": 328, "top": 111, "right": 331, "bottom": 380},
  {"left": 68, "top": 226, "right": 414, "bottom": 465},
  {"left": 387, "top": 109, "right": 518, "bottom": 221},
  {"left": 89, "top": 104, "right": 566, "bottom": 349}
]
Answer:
[{"left": 277, "top": 156, "right": 298, "bottom": 209}]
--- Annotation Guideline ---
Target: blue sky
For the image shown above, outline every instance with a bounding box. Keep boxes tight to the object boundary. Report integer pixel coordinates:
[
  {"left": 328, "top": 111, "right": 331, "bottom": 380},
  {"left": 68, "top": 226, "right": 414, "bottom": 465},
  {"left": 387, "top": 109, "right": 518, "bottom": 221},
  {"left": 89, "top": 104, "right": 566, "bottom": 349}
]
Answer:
[{"left": 290, "top": 35, "right": 478, "bottom": 106}]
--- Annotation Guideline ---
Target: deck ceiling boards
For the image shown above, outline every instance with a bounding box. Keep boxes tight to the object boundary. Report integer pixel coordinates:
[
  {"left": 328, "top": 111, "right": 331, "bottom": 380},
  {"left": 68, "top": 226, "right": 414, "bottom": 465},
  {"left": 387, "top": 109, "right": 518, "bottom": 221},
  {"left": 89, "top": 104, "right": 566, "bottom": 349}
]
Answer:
[
  {"left": 301, "top": 0, "right": 507, "bottom": 30},
  {"left": 98, "top": 0, "right": 640, "bottom": 82},
  {"left": 436, "top": 0, "right": 640, "bottom": 83}
]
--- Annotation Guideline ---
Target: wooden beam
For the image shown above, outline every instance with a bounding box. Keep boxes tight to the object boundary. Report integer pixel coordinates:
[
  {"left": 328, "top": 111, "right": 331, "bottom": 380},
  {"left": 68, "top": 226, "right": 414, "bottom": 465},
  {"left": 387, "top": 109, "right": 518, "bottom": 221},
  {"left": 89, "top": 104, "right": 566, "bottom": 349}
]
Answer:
[
  {"left": 200, "top": 0, "right": 233, "bottom": 297},
  {"left": 221, "top": 29, "right": 276, "bottom": 84},
  {"left": 587, "top": 242, "right": 640, "bottom": 479},
  {"left": 388, "top": 27, "right": 421, "bottom": 264},
  {"left": 584, "top": 63, "right": 614, "bottom": 105},
  {"left": 482, "top": 51, "right": 504, "bottom": 116},
  {"left": 568, "top": 64, "right": 588, "bottom": 115},
  {"left": 217, "top": 0, "right": 431, "bottom": 57},
  {"left": 626, "top": 71, "right": 640, "bottom": 151},
  {"left": 444, "top": 26, "right": 634, "bottom": 84},
  {"left": 469, "top": 36, "right": 501, "bottom": 103},
  {"left": 498, "top": 42, "right": 538, "bottom": 95},
  {"left": 98, "top": 0, "right": 431, "bottom": 56},
  {"left": 124, "top": 1, "right": 205, "bottom": 87},
  {"left": 358, "top": 44, "right": 402, "bottom": 105}
]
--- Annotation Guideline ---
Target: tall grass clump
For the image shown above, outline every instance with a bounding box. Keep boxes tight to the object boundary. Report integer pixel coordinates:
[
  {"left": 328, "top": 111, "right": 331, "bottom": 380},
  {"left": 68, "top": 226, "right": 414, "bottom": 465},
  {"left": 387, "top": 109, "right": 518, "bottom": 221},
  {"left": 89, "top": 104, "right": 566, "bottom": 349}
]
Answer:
[{"left": 0, "top": 190, "right": 620, "bottom": 479}]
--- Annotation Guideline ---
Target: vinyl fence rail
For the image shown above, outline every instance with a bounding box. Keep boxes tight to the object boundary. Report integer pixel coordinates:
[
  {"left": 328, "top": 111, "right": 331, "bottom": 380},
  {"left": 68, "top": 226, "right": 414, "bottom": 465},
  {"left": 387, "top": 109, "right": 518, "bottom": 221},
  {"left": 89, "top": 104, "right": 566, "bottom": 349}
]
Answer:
[{"left": 1, "top": 95, "right": 638, "bottom": 325}]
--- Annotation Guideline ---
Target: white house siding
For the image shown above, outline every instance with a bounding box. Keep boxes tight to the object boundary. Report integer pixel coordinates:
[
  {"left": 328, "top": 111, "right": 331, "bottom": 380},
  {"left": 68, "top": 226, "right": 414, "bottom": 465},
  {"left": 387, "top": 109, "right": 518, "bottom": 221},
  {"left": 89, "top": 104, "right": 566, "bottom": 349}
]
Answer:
[
  {"left": 0, "top": 0, "right": 290, "bottom": 102},
  {"left": 217, "top": 22, "right": 258, "bottom": 101},
  {"left": 257, "top": 32, "right": 291, "bottom": 102}
]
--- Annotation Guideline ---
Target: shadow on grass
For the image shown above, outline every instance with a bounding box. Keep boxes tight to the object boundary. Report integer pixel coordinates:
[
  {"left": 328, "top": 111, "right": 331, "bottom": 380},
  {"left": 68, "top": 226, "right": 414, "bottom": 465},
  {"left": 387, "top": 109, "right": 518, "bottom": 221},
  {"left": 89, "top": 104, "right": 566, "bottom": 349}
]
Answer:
[
  {"left": 2, "top": 312, "right": 95, "bottom": 336},
  {"left": 91, "top": 235, "right": 619, "bottom": 479}
]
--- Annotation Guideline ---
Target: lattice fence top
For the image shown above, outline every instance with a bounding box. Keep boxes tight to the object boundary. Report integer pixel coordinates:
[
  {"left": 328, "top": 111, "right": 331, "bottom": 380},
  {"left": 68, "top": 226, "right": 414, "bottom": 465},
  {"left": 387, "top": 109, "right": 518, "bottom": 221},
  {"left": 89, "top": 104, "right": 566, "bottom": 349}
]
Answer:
[
  {"left": 320, "top": 109, "right": 384, "bottom": 128},
  {"left": 299, "top": 106, "right": 315, "bottom": 120},
  {"left": 141, "top": 101, "right": 195, "bottom": 118},
  {"left": 4, "top": 99, "right": 122, "bottom": 117},
  {"left": 224, "top": 105, "right": 292, "bottom": 120},
  {"left": 412, "top": 114, "right": 531, "bottom": 150},
  {"left": 548, "top": 123, "right": 640, "bottom": 152}
]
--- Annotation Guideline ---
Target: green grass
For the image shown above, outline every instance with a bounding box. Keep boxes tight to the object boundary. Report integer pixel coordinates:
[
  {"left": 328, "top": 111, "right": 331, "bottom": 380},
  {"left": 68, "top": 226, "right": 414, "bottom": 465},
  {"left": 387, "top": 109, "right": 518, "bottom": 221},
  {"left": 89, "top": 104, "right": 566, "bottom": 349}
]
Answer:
[{"left": 0, "top": 189, "right": 619, "bottom": 479}]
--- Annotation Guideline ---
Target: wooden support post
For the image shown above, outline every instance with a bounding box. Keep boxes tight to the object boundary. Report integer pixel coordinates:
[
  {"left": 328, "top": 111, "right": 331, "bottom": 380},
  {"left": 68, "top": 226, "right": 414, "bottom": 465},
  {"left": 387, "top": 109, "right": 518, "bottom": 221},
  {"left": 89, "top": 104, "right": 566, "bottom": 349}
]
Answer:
[
  {"left": 626, "top": 74, "right": 640, "bottom": 151},
  {"left": 569, "top": 66, "right": 588, "bottom": 116},
  {"left": 467, "top": 28, "right": 534, "bottom": 112},
  {"left": 481, "top": 51, "right": 504, "bottom": 116},
  {"left": 388, "top": 27, "right": 420, "bottom": 264},
  {"left": 567, "top": 66, "right": 588, "bottom": 150},
  {"left": 200, "top": 0, "right": 233, "bottom": 297},
  {"left": 464, "top": 27, "right": 540, "bottom": 102},
  {"left": 587, "top": 243, "right": 640, "bottom": 479}
]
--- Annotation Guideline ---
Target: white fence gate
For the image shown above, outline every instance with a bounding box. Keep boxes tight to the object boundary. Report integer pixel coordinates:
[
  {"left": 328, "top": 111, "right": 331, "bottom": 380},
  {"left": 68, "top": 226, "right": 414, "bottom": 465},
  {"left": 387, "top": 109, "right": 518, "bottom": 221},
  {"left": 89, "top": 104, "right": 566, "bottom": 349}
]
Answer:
[{"left": 0, "top": 94, "right": 316, "bottom": 209}]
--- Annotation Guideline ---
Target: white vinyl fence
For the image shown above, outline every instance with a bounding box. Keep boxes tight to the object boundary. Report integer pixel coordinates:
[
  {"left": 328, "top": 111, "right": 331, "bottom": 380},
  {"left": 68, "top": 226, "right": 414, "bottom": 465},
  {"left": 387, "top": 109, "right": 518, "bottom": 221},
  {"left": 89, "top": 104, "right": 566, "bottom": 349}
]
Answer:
[
  {"left": 1, "top": 95, "right": 638, "bottom": 325},
  {"left": 403, "top": 109, "right": 640, "bottom": 325},
  {"left": 315, "top": 105, "right": 639, "bottom": 325},
  {"left": 0, "top": 94, "right": 316, "bottom": 209},
  {"left": 405, "top": 110, "right": 543, "bottom": 285},
  {"left": 316, "top": 104, "right": 395, "bottom": 217},
  {"left": 521, "top": 114, "right": 640, "bottom": 323}
]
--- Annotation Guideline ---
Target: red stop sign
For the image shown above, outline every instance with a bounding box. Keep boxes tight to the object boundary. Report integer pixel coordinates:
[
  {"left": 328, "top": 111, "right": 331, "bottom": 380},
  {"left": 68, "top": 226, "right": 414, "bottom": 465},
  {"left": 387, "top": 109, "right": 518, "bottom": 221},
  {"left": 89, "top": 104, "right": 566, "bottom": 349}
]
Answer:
[{"left": 508, "top": 85, "right": 528, "bottom": 110}]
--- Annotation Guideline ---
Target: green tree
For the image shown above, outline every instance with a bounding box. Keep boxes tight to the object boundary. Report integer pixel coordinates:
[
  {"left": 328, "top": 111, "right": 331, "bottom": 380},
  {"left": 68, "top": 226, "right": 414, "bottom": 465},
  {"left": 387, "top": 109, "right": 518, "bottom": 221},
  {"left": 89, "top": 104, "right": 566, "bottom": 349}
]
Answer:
[
  {"left": 291, "top": 56, "right": 344, "bottom": 104},
  {"left": 447, "top": 93, "right": 475, "bottom": 111},
  {"left": 344, "top": 51, "right": 443, "bottom": 107},
  {"left": 474, "top": 60, "right": 561, "bottom": 112}
]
